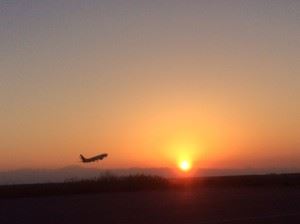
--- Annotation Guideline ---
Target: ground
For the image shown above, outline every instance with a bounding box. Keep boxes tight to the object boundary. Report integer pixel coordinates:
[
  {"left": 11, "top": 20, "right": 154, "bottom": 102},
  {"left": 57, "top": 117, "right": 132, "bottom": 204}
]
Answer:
[{"left": 1, "top": 187, "right": 300, "bottom": 224}]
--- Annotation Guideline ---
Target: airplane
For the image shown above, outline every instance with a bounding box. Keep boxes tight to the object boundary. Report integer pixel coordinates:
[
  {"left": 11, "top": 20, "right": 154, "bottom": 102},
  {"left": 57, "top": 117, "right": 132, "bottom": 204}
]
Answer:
[{"left": 80, "top": 153, "right": 108, "bottom": 163}]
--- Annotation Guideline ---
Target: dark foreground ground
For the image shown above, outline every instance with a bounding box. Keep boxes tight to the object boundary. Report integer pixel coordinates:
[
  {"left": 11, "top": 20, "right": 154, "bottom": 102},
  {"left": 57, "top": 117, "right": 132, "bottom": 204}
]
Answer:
[{"left": 1, "top": 187, "right": 300, "bottom": 224}]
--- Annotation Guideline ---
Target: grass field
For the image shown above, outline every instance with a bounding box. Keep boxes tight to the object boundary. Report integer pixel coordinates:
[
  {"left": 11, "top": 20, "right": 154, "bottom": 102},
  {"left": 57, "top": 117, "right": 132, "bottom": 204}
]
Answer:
[{"left": 1, "top": 173, "right": 300, "bottom": 198}]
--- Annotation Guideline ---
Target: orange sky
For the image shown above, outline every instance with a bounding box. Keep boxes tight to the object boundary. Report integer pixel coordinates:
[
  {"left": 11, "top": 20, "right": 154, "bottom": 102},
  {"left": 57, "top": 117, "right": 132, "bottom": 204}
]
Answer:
[{"left": 0, "top": 1, "right": 299, "bottom": 171}]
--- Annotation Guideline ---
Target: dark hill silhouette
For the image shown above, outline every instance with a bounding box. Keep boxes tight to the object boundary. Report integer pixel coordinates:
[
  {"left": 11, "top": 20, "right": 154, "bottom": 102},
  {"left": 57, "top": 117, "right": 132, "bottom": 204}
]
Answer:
[{"left": 1, "top": 166, "right": 300, "bottom": 185}]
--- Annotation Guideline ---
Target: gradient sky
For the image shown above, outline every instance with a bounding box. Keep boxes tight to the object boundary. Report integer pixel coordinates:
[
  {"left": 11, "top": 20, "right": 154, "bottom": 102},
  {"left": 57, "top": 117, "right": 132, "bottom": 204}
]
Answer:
[{"left": 1, "top": 0, "right": 299, "bottom": 171}]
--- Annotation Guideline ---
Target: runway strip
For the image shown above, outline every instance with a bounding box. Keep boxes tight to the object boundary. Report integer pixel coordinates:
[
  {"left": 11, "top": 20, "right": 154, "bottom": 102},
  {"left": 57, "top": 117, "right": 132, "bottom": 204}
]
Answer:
[{"left": 200, "top": 212, "right": 300, "bottom": 223}]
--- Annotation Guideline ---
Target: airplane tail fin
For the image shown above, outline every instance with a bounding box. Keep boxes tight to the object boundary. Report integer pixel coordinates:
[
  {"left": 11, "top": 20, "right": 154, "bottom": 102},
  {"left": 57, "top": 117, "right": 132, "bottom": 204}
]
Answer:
[{"left": 80, "top": 154, "right": 86, "bottom": 162}]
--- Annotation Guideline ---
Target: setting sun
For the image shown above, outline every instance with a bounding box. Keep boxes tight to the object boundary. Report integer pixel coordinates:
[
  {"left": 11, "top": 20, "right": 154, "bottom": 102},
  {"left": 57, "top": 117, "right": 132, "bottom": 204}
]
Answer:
[{"left": 179, "top": 160, "right": 192, "bottom": 172}]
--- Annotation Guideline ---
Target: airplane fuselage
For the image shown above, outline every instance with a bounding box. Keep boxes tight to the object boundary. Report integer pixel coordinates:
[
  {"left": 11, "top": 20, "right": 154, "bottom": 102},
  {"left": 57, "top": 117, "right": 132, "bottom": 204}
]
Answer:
[{"left": 80, "top": 153, "right": 108, "bottom": 163}]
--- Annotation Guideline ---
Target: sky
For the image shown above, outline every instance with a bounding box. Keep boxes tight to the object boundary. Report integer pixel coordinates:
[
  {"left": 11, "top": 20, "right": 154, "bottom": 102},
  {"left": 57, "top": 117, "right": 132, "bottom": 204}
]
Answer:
[{"left": 0, "top": 0, "right": 299, "bottom": 171}]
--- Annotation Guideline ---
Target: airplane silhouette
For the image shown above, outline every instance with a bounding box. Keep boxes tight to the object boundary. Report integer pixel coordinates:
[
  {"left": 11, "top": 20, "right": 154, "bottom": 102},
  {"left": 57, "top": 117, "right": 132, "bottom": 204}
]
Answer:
[{"left": 80, "top": 153, "right": 108, "bottom": 163}]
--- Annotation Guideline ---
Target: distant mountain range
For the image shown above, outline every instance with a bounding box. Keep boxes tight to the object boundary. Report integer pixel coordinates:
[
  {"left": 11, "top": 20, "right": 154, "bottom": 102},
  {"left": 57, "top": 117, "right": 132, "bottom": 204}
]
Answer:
[{"left": 0, "top": 166, "right": 299, "bottom": 185}]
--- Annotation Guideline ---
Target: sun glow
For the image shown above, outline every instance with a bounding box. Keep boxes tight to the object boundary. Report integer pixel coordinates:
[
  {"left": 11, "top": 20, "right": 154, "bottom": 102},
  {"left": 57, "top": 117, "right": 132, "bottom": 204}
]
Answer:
[{"left": 179, "top": 160, "right": 191, "bottom": 172}]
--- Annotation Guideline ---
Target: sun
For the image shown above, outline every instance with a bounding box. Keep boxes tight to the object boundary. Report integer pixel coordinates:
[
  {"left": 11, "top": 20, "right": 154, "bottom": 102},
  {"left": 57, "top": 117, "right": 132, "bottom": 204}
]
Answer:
[{"left": 179, "top": 160, "right": 191, "bottom": 172}]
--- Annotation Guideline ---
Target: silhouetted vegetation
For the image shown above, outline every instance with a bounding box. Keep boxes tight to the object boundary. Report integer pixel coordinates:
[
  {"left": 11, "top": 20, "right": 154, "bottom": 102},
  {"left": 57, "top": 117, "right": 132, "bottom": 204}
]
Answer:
[
  {"left": 0, "top": 174, "right": 169, "bottom": 198},
  {"left": 1, "top": 173, "right": 300, "bottom": 199}
]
